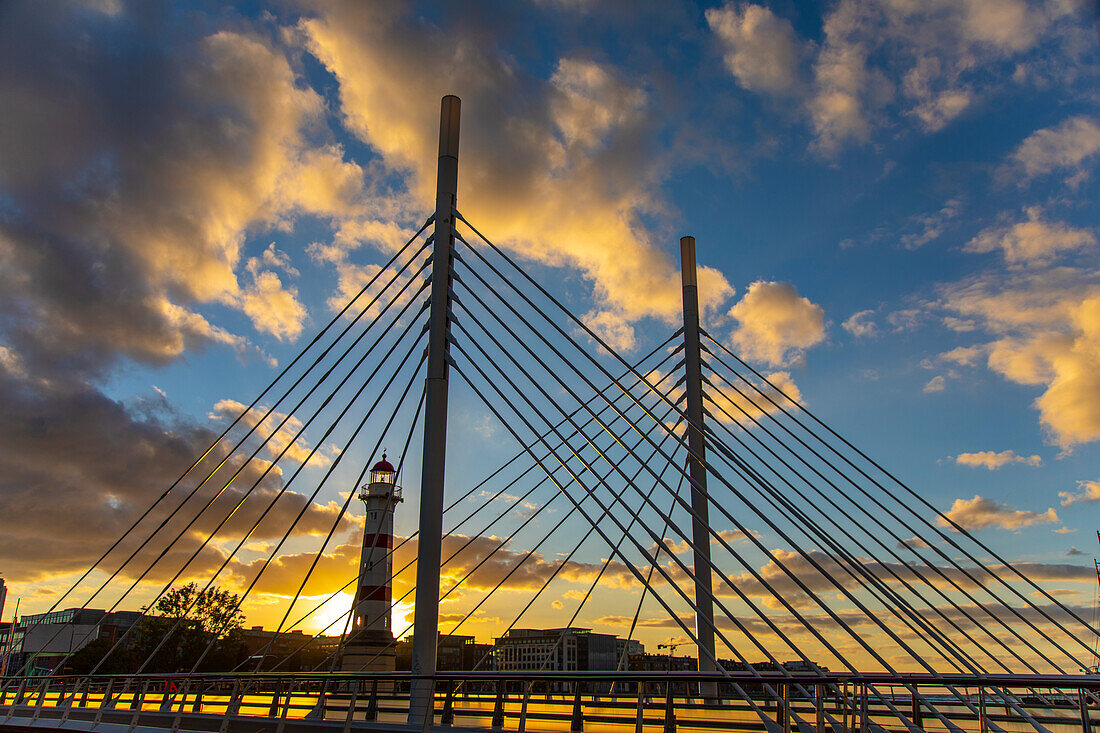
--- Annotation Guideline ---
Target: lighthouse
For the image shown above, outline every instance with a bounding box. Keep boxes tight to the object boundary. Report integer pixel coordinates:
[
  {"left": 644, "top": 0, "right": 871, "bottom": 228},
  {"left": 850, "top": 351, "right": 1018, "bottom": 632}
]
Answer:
[{"left": 341, "top": 454, "right": 403, "bottom": 672}]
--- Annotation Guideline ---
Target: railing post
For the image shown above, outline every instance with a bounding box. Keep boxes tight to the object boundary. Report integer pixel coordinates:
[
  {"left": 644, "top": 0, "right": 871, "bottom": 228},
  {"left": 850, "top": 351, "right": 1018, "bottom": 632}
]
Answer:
[
  {"left": 518, "top": 681, "right": 531, "bottom": 733},
  {"left": 911, "top": 688, "right": 922, "bottom": 730},
  {"left": 218, "top": 679, "right": 241, "bottom": 733},
  {"left": 491, "top": 680, "right": 504, "bottom": 729},
  {"left": 840, "top": 681, "right": 848, "bottom": 731},
  {"left": 859, "top": 683, "right": 868, "bottom": 733},
  {"left": 93, "top": 678, "right": 114, "bottom": 727},
  {"left": 663, "top": 679, "right": 676, "bottom": 733},
  {"left": 636, "top": 681, "right": 646, "bottom": 733},
  {"left": 679, "top": 235, "right": 718, "bottom": 699},
  {"left": 441, "top": 679, "right": 454, "bottom": 726},
  {"left": 31, "top": 677, "right": 48, "bottom": 723},
  {"left": 365, "top": 679, "right": 379, "bottom": 721},
  {"left": 570, "top": 681, "right": 584, "bottom": 733},
  {"left": 4, "top": 678, "right": 25, "bottom": 720},
  {"left": 268, "top": 678, "right": 283, "bottom": 718},
  {"left": 815, "top": 683, "right": 824, "bottom": 733},
  {"left": 190, "top": 679, "right": 203, "bottom": 714},
  {"left": 14, "top": 677, "right": 27, "bottom": 706},
  {"left": 978, "top": 686, "right": 987, "bottom": 733},
  {"left": 306, "top": 678, "right": 329, "bottom": 719},
  {"left": 275, "top": 680, "right": 291, "bottom": 733},
  {"left": 785, "top": 683, "right": 793, "bottom": 733},
  {"left": 61, "top": 679, "right": 81, "bottom": 725},
  {"left": 409, "top": 92, "right": 461, "bottom": 729},
  {"left": 341, "top": 682, "right": 360, "bottom": 733},
  {"left": 775, "top": 684, "right": 787, "bottom": 733},
  {"left": 170, "top": 680, "right": 189, "bottom": 733},
  {"left": 1081, "top": 688, "right": 1092, "bottom": 733},
  {"left": 128, "top": 679, "right": 149, "bottom": 732}
]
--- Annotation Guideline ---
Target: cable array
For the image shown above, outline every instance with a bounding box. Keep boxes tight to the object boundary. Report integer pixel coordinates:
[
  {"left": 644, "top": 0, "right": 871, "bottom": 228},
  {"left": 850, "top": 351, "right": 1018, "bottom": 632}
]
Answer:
[{"left": 7, "top": 198, "right": 1096, "bottom": 733}]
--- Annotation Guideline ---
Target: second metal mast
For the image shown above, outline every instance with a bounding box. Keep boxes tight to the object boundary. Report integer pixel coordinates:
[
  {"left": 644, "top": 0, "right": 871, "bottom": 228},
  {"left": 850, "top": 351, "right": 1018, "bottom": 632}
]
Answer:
[{"left": 680, "top": 235, "right": 718, "bottom": 691}]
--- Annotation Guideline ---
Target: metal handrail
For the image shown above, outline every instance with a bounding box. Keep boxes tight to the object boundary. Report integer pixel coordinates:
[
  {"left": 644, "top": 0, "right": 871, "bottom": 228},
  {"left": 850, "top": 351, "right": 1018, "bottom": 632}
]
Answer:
[{"left": 3, "top": 669, "right": 1097, "bottom": 733}]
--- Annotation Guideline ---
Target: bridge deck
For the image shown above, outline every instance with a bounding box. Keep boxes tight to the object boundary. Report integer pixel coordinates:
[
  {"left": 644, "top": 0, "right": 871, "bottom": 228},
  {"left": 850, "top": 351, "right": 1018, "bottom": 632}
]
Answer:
[{"left": 3, "top": 673, "right": 1099, "bottom": 733}]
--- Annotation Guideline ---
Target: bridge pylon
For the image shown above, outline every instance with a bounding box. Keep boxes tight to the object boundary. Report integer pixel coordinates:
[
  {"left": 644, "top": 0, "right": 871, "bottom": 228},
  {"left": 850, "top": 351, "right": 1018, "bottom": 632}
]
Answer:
[
  {"left": 408, "top": 94, "right": 461, "bottom": 728},
  {"left": 679, "top": 236, "right": 718, "bottom": 698}
]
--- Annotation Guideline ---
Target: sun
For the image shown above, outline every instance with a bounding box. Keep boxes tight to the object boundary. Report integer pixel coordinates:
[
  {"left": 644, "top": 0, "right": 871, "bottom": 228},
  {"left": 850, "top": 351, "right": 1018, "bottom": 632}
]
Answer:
[{"left": 304, "top": 592, "right": 355, "bottom": 635}]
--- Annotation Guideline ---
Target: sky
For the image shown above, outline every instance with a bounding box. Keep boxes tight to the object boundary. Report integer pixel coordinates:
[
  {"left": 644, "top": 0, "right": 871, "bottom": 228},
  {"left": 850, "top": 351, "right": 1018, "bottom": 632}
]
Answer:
[{"left": 1, "top": 0, "right": 1100, "bottom": 672}]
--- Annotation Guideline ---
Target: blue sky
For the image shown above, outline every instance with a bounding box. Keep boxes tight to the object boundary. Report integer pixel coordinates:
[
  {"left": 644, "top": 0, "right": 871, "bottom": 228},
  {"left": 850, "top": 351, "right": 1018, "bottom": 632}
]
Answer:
[{"left": 1, "top": 0, "right": 1100, "bottom": 669}]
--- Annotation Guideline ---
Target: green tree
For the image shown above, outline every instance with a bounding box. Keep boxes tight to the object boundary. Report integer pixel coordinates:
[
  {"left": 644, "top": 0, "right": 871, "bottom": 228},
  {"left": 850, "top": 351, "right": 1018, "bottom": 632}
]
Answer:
[
  {"left": 154, "top": 583, "right": 245, "bottom": 637},
  {"left": 131, "top": 583, "right": 247, "bottom": 673}
]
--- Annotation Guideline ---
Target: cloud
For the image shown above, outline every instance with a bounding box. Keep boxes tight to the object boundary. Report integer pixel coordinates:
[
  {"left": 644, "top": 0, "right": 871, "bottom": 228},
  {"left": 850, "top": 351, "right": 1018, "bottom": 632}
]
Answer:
[
  {"left": 923, "top": 375, "right": 946, "bottom": 393},
  {"left": 937, "top": 219, "right": 1100, "bottom": 449},
  {"left": 808, "top": 0, "right": 880, "bottom": 153},
  {"left": 209, "top": 399, "right": 334, "bottom": 468},
  {"left": 965, "top": 208, "right": 1096, "bottom": 266},
  {"left": 705, "top": 370, "right": 803, "bottom": 425},
  {"left": 1006, "top": 115, "right": 1100, "bottom": 183},
  {"left": 842, "top": 310, "right": 877, "bottom": 338},
  {"left": 1058, "top": 479, "right": 1100, "bottom": 507},
  {"left": 0, "top": 3, "right": 389, "bottom": 590},
  {"left": 241, "top": 258, "right": 307, "bottom": 342},
  {"left": 0, "top": 370, "right": 355, "bottom": 586},
  {"left": 938, "top": 495, "right": 1058, "bottom": 531},
  {"left": 952, "top": 450, "right": 1042, "bottom": 470},
  {"left": 706, "top": 3, "right": 804, "bottom": 94},
  {"left": 940, "top": 345, "right": 985, "bottom": 367},
  {"left": 899, "top": 199, "right": 962, "bottom": 250},
  {"left": 727, "top": 281, "right": 826, "bottom": 366},
  {"left": 887, "top": 308, "right": 923, "bottom": 332},
  {"left": 806, "top": 0, "right": 1078, "bottom": 153},
  {"left": 294, "top": 0, "right": 735, "bottom": 344},
  {"left": 0, "top": 10, "right": 372, "bottom": 379},
  {"left": 897, "top": 536, "right": 931, "bottom": 551}
]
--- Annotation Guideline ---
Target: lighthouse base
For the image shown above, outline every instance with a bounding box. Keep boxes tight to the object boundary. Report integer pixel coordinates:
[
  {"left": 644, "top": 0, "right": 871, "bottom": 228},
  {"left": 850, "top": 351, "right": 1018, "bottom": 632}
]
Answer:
[{"left": 340, "top": 629, "right": 397, "bottom": 673}]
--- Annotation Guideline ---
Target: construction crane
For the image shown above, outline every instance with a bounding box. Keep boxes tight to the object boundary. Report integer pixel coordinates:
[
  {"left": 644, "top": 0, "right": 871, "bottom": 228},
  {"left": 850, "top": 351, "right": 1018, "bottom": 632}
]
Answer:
[{"left": 657, "top": 640, "right": 682, "bottom": 672}]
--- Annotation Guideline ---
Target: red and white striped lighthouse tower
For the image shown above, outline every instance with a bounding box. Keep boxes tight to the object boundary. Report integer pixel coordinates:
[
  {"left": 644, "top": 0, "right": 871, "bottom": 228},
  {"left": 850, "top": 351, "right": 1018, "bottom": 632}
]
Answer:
[{"left": 341, "top": 454, "right": 402, "bottom": 672}]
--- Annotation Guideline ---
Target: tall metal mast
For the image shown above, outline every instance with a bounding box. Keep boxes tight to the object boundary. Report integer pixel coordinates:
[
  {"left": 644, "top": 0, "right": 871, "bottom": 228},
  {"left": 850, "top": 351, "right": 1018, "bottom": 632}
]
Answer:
[
  {"left": 409, "top": 95, "right": 460, "bottom": 726},
  {"left": 680, "top": 236, "right": 718, "bottom": 695}
]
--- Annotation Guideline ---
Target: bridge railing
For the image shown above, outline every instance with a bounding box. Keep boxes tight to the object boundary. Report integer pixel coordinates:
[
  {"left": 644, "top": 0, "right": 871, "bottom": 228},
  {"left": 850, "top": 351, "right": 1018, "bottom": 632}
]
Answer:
[{"left": 2, "top": 671, "right": 1099, "bottom": 732}]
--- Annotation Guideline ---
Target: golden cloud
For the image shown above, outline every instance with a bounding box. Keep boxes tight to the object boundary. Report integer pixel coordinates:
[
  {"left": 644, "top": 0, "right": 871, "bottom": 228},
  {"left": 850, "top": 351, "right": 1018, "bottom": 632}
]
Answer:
[
  {"left": 727, "top": 281, "right": 826, "bottom": 366},
  {"left": 952, "top": 450, "right": 1042, "bottom": 470},
  {"left": 295, "top": 0, "right": 734, "bottom": 349},
  {"left": 938, "top": 495, "right": 1058, "bottom": 531},
  {"left": 1058, "top": 479, "right": 1100, "bottom": 507}
]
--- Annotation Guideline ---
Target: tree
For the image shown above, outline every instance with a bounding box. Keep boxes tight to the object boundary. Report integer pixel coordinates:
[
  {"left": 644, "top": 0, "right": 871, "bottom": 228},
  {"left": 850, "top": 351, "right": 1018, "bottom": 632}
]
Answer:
[
  {"left": 154, "top": 583, "right": 245, "bottom": 637},
  {"left": 65, "top": 637, "right": 136, "bottom": 675},
  {"left": 130, "top": 583, "right": 247, "bottom": 673}
]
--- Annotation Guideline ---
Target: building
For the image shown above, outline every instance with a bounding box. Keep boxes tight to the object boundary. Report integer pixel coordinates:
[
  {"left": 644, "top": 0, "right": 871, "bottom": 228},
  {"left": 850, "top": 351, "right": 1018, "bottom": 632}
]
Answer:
[
  {"left": 628, "top": 652, "right": 695, "bottom": 673},
  {"left": 0, "top": 621, "right": 14, "bottom": 676},
  {"left": 395, "top": 634, "right": 494, "bottom": 671},
  {"left": 239, "top": 626, "right": 342, "bottom": 671},
  {"left": 341, "top": 456, "right": 402, "bottom": 673},
  {"left": 626, "top": 652, "right": 697, "bottom": 695},
  {"left": 9, "top": 608, "right": 142, "bottom": 676},
  {"left": 492, "top": 627, "right": 622, "bottom": 672},
  {"left": 615, "top": 637, "right": 643, "bottom": 665}
]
